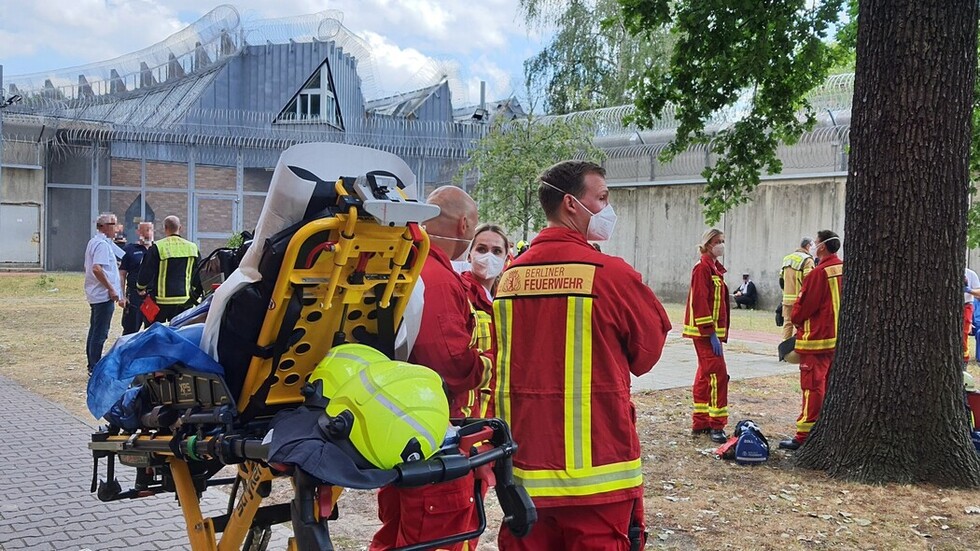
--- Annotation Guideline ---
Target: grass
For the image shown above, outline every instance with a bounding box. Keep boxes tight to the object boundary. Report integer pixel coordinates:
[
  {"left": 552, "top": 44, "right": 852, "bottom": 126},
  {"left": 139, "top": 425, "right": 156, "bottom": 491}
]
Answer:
[
  {"left": 0, "top": 272, "right": 112, "bottom": 420},
  {"left": 3, "top": 273, "right": 980, "bottom": 550},
  {"left": 663, "top": 302, "right": 787, "bottom": 337}
]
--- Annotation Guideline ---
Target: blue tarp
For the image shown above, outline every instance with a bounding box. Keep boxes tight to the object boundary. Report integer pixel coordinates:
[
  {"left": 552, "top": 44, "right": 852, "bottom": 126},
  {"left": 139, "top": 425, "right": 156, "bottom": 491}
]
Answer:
[{"left": 87, "top": 323, "right": 223, "bottom": 419}]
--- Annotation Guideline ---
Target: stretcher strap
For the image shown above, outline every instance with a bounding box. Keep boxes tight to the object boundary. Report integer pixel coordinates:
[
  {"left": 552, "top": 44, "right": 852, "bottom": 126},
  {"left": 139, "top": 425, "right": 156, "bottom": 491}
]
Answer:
[
  {"left": 374, "top": 283, "right": 396, "bottom": 359},
  {"left": 240, "top": 284, "right": 306, "bottom": 422}
]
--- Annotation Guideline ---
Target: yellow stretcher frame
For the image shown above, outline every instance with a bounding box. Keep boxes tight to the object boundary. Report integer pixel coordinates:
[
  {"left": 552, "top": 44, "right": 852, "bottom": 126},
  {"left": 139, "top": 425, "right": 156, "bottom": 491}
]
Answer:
[
  {"left": 237, "top": 191, "right": 429, "bottom": 414},
  {"left": 90, "top": 176, "right": 432, "bottom": 551}
]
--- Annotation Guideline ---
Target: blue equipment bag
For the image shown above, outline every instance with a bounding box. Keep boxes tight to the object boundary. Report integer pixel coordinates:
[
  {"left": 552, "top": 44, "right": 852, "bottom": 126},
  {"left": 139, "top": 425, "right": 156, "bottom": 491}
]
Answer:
[{"left": 734, "top": 420, "right": 770, "bottom": 465}]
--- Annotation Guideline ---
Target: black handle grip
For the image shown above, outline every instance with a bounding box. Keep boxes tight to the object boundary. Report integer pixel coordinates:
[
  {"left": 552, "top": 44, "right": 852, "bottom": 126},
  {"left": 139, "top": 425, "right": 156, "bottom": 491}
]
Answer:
[{"left": 395, "top": 454, "right": 471, "bottom": 487}]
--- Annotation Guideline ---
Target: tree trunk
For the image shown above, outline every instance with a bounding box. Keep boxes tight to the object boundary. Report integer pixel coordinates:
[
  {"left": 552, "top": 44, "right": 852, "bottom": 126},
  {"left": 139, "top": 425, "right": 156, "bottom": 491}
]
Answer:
[{"left": 796, "top": 1, "right": 980, "bottom": 485}]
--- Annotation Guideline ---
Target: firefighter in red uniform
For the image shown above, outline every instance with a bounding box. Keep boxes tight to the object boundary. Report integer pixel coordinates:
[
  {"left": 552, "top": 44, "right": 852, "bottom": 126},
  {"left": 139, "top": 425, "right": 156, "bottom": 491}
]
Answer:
[
  {"left": 494, "top": 160, "right": 672, "bottom": 551},
  {"left": 684, "top": 228, "right": 732, "bottom": 444},
  {"left": 461, "top": 223, "right": 509, "bottom": 418},
  {"left": 779, "top": 230, "right": 843, "bottom": 451},
  {"left": 370, "top": 185, "right": 488, "bottom": 551}
]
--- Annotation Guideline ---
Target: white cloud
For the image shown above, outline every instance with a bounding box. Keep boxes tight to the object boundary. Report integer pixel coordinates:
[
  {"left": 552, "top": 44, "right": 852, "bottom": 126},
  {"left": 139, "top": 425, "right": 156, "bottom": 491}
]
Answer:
[
  {"left": 359, "top": 30, "right": 444, "bottom": 97},
  {"left": 464, "top": 60, "right": 514, "bottom": 106},
  {"left": 330, "top": 0, "right": 520, "bottom": 55},
  {"left": 1, "top": 0, "right": 184, "bottom": 75}
]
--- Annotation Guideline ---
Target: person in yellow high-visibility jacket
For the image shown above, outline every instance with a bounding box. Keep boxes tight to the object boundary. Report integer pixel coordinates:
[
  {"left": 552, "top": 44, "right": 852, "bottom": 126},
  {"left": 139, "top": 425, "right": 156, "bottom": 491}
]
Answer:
[
  {"left": 780, "top": 237, "right": 816, "bottom": 340},
  {"left": 779, "top": 230, "right": 842, "bottom": 451},
  {"left": 135, "top": 216, "right": 202, "bottom": 322}
]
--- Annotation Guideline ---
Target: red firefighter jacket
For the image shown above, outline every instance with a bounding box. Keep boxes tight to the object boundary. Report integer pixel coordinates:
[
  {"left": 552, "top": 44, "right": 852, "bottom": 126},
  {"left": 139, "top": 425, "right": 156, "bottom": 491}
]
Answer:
[
  {"left": 410, "top": 246, "right": 488, "bottom": 416},
  {"left": 793, "top": 253, "right": 843, "bottom": 353},
  {"left": 460, "top": 270, "right": 495, "bottom": 418},
  {"left": 493, "top": 226, "right": 671, "bottom": 507},
  {"left": 683, "top": 254, "right": 731, "bottom": 341},
  {"left": 461, "top": 270, "right": 493, "bottom": 317}
]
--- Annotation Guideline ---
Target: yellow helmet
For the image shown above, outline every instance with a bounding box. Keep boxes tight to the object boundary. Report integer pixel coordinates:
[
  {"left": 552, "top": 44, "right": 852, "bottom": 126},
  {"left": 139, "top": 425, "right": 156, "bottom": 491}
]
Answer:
[
  {"left": 310, "top": 343, "right": 390, "bottom": 399},
  {"left": 325, "top": 360, "right": 449, "bottom": 469}
]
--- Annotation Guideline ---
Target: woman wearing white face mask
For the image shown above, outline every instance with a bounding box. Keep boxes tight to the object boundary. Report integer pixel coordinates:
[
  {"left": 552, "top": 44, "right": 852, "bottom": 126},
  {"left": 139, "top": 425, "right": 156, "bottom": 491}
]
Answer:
[
  {"left": 461, "top": 223, "right": 509, "bottom": 418},
  {"left": 463, "top": 224, "right": 510, "bottom": 302},
  {"left": 683, "top": 228, "right": 732, "bottom": 444}
]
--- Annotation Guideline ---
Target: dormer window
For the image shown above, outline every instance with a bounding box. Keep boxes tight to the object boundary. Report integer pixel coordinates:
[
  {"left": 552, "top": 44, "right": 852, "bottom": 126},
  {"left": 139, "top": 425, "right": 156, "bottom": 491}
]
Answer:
[{"left": 276, "top": 62, "right": 343, "bottom": 129}]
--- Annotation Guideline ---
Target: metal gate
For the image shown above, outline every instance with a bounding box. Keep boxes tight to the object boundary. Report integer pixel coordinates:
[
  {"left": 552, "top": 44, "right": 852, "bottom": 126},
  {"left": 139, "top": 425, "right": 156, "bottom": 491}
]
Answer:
[{"left": 0, "top": 203, "right": 41, "bottom": 265}]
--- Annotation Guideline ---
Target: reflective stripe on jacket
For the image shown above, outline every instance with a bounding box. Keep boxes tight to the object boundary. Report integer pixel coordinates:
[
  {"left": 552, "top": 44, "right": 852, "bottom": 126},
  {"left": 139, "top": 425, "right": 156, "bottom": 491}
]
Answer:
[
  {"left": 683, "top": 254, "right": 730, "bottom": 341},
  {"left": 136, "top": 235, "right": 201, "bottom": 305},
  {"left": 492, "top": 227, "right": 671, "bottom": 507},
  {"left": 793, "top": 254, "right": 843, "bottom": 352},
  {"left": 461, "top": 270, "right": 495, "bottom": 418},
  {"left": 781, "top": 250, "right": 815, "bottom": 305}
]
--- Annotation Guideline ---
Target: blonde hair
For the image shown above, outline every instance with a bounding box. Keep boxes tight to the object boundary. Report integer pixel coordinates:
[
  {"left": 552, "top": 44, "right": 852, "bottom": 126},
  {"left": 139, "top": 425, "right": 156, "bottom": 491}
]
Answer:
[
  {"left": 698, "top": 228, "right": 723, "bottom": 254},
  {"left": 473, "top": 224, "right": 510, "bottom": 252}
]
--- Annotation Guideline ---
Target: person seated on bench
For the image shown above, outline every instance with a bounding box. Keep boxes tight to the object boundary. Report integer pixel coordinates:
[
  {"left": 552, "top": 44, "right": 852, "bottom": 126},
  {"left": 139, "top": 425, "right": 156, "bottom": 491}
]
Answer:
[{"left": 733, "top": 273, "right": 758, "bottom": 310}]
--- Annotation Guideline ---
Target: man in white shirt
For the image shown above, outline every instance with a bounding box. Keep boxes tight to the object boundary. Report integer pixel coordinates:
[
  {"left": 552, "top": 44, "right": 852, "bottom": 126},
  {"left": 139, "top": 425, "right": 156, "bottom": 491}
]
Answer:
[{"left": 85, "top": 213, "right": 123, "bottom": 374}]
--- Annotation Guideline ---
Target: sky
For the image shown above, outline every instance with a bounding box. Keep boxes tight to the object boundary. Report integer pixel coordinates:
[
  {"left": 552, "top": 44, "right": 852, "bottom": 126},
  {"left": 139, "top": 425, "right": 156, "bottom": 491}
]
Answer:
[{"left": 0, "top": 0, "right": 549, "bottom": 106}]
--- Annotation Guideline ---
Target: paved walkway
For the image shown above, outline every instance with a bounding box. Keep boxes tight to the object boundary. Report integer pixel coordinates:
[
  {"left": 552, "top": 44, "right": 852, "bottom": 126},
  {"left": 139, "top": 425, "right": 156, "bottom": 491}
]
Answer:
[
  {"left": 632, "top": 328, "right": 795, "bottom": 392},
  {"left": 0, "top": 376, "right": 288, "bottom": 551},
  {"left": 0, "top": 329, "right": 792, "bottom": 550}
]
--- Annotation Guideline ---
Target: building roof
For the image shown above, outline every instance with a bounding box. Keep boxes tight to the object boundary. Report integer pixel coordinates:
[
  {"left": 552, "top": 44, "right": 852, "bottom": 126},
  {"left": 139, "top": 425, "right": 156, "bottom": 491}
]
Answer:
[
  {"left": 55, "top": 65, "right": 226, "bottom": 128},
  {"left": 365, "top": 79, "right": 448, "bottom": 118},
  {"left": 452, "top": 97, "right": 526, "bottom": 122}
]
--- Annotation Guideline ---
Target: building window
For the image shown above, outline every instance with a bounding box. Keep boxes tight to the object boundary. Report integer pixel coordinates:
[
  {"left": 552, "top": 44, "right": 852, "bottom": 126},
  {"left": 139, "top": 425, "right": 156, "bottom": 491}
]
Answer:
[{"left": 277, "top": 62, "right": 343, "bottom": 129}]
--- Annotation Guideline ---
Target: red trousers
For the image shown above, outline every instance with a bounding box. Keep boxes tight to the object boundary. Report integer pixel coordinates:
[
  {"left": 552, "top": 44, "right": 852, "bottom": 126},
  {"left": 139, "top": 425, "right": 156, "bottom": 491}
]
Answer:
[
  {"left": 964, "top": 303, "right": 974, "bottom": 361},
  {"left": 795, "top": 351, "right": 834, "bottom": 442},
  {"left": 370, "top": 474, "right": 480, "bottom": 551},
  {"left": 691, "top": 337, "right": 729, "bottom": 430},
  {"left": 498, "top": 498, "right": 644, "bottom": 551}
]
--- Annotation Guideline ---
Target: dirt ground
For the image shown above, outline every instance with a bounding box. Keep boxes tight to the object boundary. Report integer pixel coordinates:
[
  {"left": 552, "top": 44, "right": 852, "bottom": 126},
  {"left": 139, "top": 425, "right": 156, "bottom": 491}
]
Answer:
[{"left": 3, "top": 273, "right": 980, "bottom": 550}]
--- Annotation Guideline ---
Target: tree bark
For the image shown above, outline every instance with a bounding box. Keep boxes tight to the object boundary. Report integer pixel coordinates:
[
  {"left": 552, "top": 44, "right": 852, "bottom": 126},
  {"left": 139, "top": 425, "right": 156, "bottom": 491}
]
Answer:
[{"left": 796, "top": 1, "right": 980, "bottom": 485}]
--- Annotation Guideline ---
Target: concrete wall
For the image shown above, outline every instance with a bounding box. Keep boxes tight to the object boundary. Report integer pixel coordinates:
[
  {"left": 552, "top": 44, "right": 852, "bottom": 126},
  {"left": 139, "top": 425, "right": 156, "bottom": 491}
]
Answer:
[
  {"left": 1, "top": 167, "right": 44, "bottom": 203},
  {"left": 604, "top": 175, "right": 847, "bottom": 307}
]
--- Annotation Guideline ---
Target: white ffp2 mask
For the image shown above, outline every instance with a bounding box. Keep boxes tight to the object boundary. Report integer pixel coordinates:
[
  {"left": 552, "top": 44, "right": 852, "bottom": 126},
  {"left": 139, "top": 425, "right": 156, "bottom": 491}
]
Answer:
[
  {"left": 471, "top": 252, "right": 505, "bottom": 279},
  {"left": 540, "top": 180, "right": 617, "bottom": 241}
]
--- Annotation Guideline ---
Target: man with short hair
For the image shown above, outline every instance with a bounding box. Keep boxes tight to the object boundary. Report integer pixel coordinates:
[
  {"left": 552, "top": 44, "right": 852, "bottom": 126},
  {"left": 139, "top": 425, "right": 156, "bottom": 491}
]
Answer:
[
  {"left": 84, "top": 213, "right": 123, "bottom": 374},
  {"left": 780, "top": 230, "right": 843, "bottom": 450},
  {"left": 136, "top": 216, "right": 202, "bottom": 323},
  {"left": 119, "top": 221, "right": 154, "bottom": 334},
  {"left": 733, "top": 273, "right": 758, "bottom": 309},
  {"left": 780, "top": 237, "right": 816, "bottom": 340},
  {"left": 370, "top": 185, "right": 490, "bottom": 551},
  {"left": 493, "top": 160, "right": 672, "bottom": 550}
]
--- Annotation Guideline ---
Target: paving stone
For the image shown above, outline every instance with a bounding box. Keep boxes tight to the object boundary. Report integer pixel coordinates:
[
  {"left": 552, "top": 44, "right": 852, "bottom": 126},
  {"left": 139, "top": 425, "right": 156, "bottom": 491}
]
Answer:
[{"left": 0, "top": 375, "right": 291, "bottom": 550}]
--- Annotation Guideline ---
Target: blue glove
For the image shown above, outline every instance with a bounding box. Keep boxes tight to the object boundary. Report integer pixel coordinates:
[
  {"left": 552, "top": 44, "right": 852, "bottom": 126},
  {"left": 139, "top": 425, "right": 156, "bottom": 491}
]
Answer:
[
  {"left": 709, "top": 333, "right": 723, "bottom": 357},
  {"left": 965, "top": 285, "right": 973, "bottom": 294}
]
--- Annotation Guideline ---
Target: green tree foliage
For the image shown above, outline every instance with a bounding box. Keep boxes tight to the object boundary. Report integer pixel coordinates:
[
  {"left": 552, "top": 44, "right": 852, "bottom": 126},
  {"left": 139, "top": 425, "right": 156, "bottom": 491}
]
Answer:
[
  {"left": 456, "top": 115, "right": 605, "bottom": 241},
  {"left": 619, "top": 0, "right": 844, "bottom": 224},
  {"left": 520, "top": 0, "right": 673, "bottom": 114},
  {"left": 969, "top": 28, "right": 980, "bottom": 250},
  {"left": 827, "top": 0, "right": 858, "bottom": 71}
]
